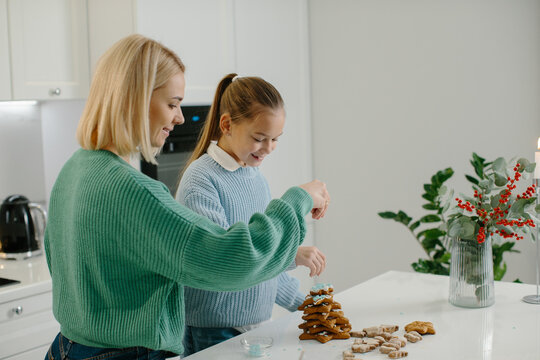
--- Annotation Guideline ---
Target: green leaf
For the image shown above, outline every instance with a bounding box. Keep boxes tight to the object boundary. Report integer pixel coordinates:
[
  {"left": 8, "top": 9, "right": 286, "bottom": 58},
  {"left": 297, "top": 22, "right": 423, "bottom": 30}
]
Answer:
[
  {"left": 378, "top": 211, "right": 397, "bottom": 219},
  {"left": 422, "top": 193, "right": 435, "bottom": 202},
  {"left": 411, "top": 259, "right": 449, "bottom": 276},
  {"left": 513, "top": 278, "right": 523, "bottom": 284},
  {"left": 494, "top": 173, "right": 508, "bottom": 187},
  {"left": 409, "top": 220, "right": 421, "bottom": 232},
  {"left": 494, "top": 262, "right": 507, "bottom": 281},
  {"left": 508, "top": 198, "right": 536, "bottom": 218},
  {"left": 491, "top": 194, "right": 501, "bottom": 208},
  {"left": 526, "top": 163, "right": 536, "bottom": 174},
  {"left": 422, "top": 203, "right": 439, "bottom": 210},
  {"left": 442, "top": 202, "right": 450, "bottom": 213},
  {"left": 471, "top": 153, "right": 487, "bottom": 178},
  {"left": 421, "top": 237, "right": 442, "bottom": 252},
  {"left": 440, "top": 252, "right": 451, "bottom": 264},
  {"left": 395, "top": 211, "right": 412, "bottom": 226},
  {"left": 461, "top": 222, "right": 475, "bottom": 239},
  {"left": 535, "top": 204, "right": 540, "bottom": 213},
  {"left": 422, "top": 228, "right": 446, "bottom": 240},
  {"left": 420, "top": 214, "right": 441, "bottom": 223},
  {"left": 465, "top": 175, "right": 479, "bottom": 185},
  {"left": 516, "top": 158, "right": 530, "bottom": 171},
  {"left": 492, "top": 157, "right": 507, "bottom": 174},
  {"left": 438, "top": 185, "right": 448, "bottom": 196},
  {"left": 478, "top": 179, "right": 491, "bottom": 190}
]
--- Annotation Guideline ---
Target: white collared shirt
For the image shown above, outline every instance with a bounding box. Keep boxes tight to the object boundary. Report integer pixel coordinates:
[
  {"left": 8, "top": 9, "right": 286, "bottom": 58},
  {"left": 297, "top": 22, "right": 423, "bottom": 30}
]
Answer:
[{"left": 207, "top": 141, "right": 245, "bottom": 172}]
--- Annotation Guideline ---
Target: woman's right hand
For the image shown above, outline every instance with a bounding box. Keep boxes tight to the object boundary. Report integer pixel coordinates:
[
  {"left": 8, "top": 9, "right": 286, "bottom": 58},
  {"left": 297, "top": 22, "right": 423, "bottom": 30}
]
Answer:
[{"left": 299, "top": 180, "right": 330, "bottom": 220}]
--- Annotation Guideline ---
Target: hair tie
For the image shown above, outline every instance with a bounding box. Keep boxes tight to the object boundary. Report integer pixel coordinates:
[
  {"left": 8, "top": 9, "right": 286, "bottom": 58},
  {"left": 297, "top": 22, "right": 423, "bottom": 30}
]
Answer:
[{"left": 232, "top": 75, "right": 240, "bottom": 82}]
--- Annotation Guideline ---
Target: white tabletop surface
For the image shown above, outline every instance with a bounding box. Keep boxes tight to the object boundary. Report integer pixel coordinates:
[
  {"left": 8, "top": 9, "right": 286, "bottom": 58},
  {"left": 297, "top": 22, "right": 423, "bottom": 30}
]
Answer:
[{"left": 184, "top": 270, "right": 540, "bottom": 360}]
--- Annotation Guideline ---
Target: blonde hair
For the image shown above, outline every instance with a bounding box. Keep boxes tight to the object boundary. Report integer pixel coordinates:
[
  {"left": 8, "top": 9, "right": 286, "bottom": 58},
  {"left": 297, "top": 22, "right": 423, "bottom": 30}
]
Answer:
[
  {"left": 185, "top": 73, "right": 284, "bottom": 170},
  {"left": 77, "top": 34, "right": 185, "bottom": 164}
]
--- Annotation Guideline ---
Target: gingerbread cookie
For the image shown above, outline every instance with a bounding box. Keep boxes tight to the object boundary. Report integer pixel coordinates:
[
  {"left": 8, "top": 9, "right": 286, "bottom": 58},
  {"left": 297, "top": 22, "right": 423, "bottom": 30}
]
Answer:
[
  {"left": 310, "top": 283, "right": 334, "bottom": 296},
  {"left": 298, "top": 294, "right": 333, "bottom": 310},
  {"left": 403, "top": 331, "right": 422, "bottom": 343},
  {"left": 302, "top": 312, "right": 329, "bottom": 321},
  {"left": 389, "top": 350, "right": 408, "bottom": 358},
  {"left": 303, "top": 303, "right": 332, "bottom": 314},
  {"left": 299, "top": 331, "right": 332, "bottom": 343},
  {"left": 404, "top": 321, "right": 435, "bottom": 335},
  {"left": 298, "top": 283, "right": 351, "bottom": 343},
  {"left": 298, "top": 318, "right": 337, "bottom": 330}
]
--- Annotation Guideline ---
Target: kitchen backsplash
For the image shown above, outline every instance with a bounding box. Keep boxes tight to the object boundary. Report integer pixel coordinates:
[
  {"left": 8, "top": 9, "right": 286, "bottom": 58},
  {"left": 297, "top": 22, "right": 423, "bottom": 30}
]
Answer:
[
  {"left": 0, "top": 100, "right": 85, "bottom": 208},
  {"left": 0, "top": 102, "right": 46, "bottom": 203}
]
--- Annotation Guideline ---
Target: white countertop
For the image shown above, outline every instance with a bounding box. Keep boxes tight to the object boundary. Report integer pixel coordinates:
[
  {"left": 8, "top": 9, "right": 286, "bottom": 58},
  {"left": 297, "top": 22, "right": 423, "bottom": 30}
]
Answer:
[
  {"left": 184, "top": 270, "right": 540, "bottom": 360},
  {"left": 0, "top": 255, "right": 51, "bottom": 302}
]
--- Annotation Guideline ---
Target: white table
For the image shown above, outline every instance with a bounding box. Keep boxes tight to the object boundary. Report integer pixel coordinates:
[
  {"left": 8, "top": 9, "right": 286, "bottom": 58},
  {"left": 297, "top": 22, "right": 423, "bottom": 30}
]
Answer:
[{"left": 183, "top": 270, "right": 540, "bottom": 360}]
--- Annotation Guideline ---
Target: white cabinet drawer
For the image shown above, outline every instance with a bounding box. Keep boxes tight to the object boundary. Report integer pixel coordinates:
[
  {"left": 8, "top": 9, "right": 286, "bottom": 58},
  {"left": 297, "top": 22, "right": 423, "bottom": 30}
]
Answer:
[
  {"left": 5, "top": 344, "right": 49, "bottom": 360},
  {"left": 0, "top": 292, "right": 52, "bottom": 323},
  {"left": 0, "top": 310, "right": 58, "bottom": 359}
]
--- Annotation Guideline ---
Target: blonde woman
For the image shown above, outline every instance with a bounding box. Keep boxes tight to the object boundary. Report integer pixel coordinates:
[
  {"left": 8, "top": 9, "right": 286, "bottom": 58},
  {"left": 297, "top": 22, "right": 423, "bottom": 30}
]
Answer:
[{"left": 43, "top": 34, "right": 330, "bottom": 360}]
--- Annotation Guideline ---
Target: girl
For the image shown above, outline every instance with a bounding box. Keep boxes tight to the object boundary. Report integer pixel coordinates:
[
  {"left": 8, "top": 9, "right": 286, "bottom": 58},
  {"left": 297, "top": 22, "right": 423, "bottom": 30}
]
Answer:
[
  {"left": 176, "top": 73, "right": 327, "bottom": 355},
  {"left": 43, "top": 36, "right": 330, "bottom": 360}
]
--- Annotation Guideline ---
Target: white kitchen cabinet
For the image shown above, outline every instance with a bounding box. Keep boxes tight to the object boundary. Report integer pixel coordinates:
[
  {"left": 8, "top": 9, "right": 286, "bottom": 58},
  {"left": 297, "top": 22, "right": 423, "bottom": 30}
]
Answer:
[
  {"left": 0, "top": 258, "right": 58, "bottom": 360},
  {"left": 0, "top": 289, "right": 58, "bottom": 359},
  {"left": 0, "top": 0, "right": 11, "bottom": 100},
  {"left": 7, "top": 0, "right": 90, "bottom": 100},
  {"left": 234, "top": 0, "right": 313, "bottom": 197},
  {"left": 88, "top": 0, "right": 236, "bottom": 105},
  {"left": 136, "top": 0, "right": 236, "bottom": 105}
]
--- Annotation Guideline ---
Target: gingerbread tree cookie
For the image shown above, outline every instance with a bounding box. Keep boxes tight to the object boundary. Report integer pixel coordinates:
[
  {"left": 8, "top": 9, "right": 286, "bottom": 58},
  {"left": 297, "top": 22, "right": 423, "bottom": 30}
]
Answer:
[{"left": 298, "top": 283, "right": 351, "bottom": 343}]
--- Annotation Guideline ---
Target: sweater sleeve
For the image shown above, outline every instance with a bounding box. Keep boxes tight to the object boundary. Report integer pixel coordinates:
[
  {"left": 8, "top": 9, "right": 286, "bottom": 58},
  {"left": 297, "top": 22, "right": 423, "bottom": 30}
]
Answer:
[
  {"left": 134, "top": 184, "right": 313, "bottom": 292},
  {"left": 275, "top": 272, "right": 304, "bottom": 312},
  {"left": 181, "top": 192, "right": 230, "bottom": 229}
]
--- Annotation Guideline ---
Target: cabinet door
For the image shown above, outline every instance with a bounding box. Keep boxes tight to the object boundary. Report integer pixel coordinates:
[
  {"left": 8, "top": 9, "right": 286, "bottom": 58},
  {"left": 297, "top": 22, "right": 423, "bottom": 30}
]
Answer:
[
  {"left": 235, "top": 0, "right": 313, "bottom": 197},
  {"left": 136, "top": 0, "right": 236, "bottom": 104},
  {"left": 0, "top": 0, "right": 11, "bottom": 100},
  {"left": 7, "top": 0, "right": 90, "bottom": 100},
  {"left": 7, "top": 345, "right": 50, "bottom": 360}
]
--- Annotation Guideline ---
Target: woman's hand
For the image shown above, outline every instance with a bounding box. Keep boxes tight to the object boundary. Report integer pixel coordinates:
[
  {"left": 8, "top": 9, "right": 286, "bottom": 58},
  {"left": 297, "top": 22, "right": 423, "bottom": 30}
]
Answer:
[
  {"left": 299, "top": 180, "right": 330, "bottom": 220},
  {"left": 295, "top": 246, "right": 326, "bottom": 277}
]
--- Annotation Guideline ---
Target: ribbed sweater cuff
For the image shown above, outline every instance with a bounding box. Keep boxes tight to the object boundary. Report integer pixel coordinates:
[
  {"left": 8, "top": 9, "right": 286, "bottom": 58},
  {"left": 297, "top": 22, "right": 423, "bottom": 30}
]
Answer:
[{"left": 280, "top": 187, "right": 313, "bottom": 217}]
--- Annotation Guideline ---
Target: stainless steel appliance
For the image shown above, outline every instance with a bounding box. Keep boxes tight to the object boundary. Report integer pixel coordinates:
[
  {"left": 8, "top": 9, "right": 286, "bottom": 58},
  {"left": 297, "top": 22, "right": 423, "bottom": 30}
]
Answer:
[
  {"left": 0, "top": 195, "right": 47, "bottom": 260},
  {"left": 141, "top": 105, "right": 210, "bottom": 194}
]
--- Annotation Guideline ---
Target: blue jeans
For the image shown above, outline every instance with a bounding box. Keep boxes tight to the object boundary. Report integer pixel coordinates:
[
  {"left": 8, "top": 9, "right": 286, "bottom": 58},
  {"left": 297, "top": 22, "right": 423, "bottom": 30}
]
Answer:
[
  {"left": 45, "top": 333, "right": 175, "bottom": 360},
  {"left": 182, "top": 326, "right": 241, "bottom": 356}
]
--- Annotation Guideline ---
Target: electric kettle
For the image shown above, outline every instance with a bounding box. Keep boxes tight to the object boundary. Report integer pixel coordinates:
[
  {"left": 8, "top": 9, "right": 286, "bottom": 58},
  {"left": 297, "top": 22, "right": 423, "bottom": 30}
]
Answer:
[{"left": 0, "top": 195, "right": 47, "bottom": 260}]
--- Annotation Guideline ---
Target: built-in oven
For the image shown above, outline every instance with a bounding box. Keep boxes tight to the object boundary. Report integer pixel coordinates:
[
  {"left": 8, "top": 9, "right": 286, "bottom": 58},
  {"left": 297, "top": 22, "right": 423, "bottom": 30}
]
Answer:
[{"left": 141, "top": 105, "right": 210, "bottom": 195}]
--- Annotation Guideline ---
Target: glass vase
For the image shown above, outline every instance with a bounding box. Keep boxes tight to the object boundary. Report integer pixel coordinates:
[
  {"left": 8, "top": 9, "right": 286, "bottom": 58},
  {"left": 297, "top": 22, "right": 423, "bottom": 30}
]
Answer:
[{"left": 449, "top": 237, "right": 495, "bottom": 308}]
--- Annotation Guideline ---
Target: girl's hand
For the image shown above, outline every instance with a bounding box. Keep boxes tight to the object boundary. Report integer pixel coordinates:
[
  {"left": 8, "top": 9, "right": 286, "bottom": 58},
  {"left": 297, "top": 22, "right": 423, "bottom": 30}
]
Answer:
[
  {"left": 295, "top": 246, "right": 326, "bottom": 277},
  {"left": 299, "top": 180, "right": 330, "bottom": 220}
]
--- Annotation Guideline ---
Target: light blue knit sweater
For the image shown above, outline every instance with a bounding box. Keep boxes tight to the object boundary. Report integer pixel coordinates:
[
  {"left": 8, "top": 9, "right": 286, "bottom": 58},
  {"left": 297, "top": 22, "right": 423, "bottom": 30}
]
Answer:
[{"left": 176, "top": 154, "right": 304, "bottom": 327}]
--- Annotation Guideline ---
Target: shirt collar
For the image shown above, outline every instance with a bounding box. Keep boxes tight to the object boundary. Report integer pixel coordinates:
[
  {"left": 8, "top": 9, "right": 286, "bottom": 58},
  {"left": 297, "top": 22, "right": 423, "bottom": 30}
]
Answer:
[{"left": 207, "top": 141, "right": 244, "bottom": 172}]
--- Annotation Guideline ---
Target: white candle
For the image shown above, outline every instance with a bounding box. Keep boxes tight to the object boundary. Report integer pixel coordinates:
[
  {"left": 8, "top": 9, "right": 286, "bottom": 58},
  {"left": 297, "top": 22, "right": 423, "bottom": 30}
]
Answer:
[{"left": 536, "top": 137, "right": 540, "bottom": 179}]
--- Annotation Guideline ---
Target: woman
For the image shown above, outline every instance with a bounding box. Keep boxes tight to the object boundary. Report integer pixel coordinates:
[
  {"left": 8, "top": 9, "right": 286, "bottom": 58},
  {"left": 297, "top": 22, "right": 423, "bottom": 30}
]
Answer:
[{"left": 43, "top": 34, "right": 330, "bottom": 359}]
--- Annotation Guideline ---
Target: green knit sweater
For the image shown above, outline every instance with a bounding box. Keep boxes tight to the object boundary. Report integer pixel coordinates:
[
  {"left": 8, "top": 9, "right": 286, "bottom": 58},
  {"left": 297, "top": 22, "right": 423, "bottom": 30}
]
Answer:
[{"left": 44, "top": 149, "right": 312, "bottom": 354}]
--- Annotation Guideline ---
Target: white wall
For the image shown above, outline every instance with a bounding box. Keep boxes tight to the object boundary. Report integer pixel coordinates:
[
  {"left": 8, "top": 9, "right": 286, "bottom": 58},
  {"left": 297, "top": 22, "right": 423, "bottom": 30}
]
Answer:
[
  {"left": 309, "top": 0, "right": 540, "bottom": 291},
  {"left": 40, "top": 100, "right": 85, "bottom": 203}
]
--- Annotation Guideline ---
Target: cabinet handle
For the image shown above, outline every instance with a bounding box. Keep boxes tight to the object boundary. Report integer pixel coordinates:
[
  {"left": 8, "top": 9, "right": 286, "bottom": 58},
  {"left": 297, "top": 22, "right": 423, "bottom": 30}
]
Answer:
[
  {"left": 49, "top": 88, "right": 61, "bottom": 96},
  {"left": 12, "top": 306, "right": 23, "bottom": 315}
]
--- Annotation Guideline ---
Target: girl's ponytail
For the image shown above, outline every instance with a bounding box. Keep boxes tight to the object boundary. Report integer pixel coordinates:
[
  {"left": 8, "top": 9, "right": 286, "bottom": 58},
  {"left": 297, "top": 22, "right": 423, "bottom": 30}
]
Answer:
[{"left": 178, "top": 73, "right": 237, "bottom": 180}]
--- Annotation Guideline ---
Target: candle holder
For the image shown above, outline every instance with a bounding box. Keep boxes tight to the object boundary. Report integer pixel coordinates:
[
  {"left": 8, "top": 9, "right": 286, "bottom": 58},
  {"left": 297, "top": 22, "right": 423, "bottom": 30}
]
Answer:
[{"left": 523, "top": 178, "right": 540, "bottom": 304}]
